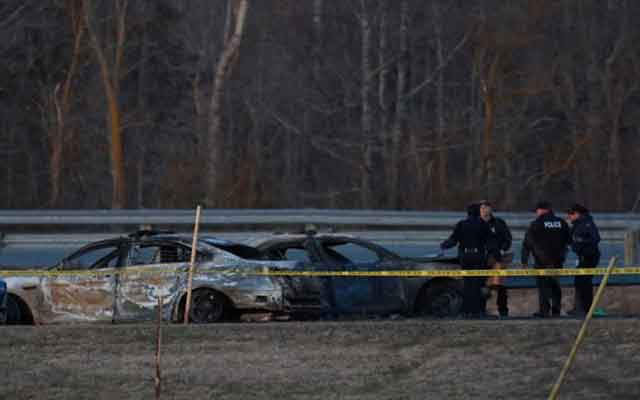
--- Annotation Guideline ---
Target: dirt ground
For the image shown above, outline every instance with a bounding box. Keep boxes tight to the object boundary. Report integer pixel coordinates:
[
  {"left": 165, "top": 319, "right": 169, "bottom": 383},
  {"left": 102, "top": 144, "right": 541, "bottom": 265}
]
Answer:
[
  {"left": 485, "top": 285, "right": 640, "bottom": 317},
  {"left": 1, "top": 317, "right": 639, "bottom": 400}
]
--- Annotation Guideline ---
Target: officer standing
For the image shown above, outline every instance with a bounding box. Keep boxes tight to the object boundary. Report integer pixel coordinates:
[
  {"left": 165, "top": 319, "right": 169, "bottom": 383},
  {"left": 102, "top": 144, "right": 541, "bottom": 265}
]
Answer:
[
  {"left": 441, "top": 203, "right": 493, "bottom": 317},
  {"left": 479, "top": 200, "right": 512, "bottom": 317},
  {"left": 566, "top": 203, "right": 601, "bottom": 315},
  {"left": 521, "top": 201, "right": 572, "bottom": 317}
]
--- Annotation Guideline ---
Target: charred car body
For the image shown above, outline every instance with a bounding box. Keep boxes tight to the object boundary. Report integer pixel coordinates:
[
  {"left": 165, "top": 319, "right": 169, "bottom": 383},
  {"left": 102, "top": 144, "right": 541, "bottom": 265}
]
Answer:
[
  {"left": 252, "top": 232, "right": 464, "bottom": 317},
  {"left": 2, "top": 231, "right": 326, "bottom": 324},
  {"left": 0, "top": 279, "right": 7, "bottom": 324}
]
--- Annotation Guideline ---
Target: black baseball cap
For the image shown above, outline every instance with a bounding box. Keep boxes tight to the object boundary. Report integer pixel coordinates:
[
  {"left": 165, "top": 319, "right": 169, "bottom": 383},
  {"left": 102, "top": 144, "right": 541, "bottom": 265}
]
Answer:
[
  {"left": 567, "top": 203, "right": 589, "bottom": 214},
  {"left": 467, "top": 203, "right": 480, "bottom": 217},
  {"left": 533, "top": 201, "right": 552, "bottom": 211}
]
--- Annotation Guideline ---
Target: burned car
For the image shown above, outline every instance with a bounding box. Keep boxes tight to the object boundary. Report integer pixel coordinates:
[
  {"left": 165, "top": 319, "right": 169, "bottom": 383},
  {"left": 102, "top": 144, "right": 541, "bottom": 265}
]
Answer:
[
  {"left": 0, "top": 279, "right": 6, "bottom": 324},
  {"left": 252, "top": 232, "right": 464, "bottom": 317},
  {"left": 2, "top": 231, "right": 326, "bottom": 324}
]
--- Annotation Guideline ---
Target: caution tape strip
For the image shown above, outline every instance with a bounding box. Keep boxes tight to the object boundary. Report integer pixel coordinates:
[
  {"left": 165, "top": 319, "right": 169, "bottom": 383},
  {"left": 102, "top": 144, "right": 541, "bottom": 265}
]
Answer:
[{"left": 1, "top": 266, "right": 640, "bottom": 278}]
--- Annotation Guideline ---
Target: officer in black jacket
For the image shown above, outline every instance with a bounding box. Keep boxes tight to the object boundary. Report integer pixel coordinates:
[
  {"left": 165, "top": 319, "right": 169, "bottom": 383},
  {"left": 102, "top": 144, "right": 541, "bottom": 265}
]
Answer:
[
  {"left": 479, "top": 200, "right": 513, "bottom": 317},
  {"left": 567, "top": 203, "right": 601, "bottom": 315},
  {"left": 521, "top": 201, "right": 572, "bottom": 317},
  {"left": 441, "top": 203, "right": 493, "bottom": 317}
]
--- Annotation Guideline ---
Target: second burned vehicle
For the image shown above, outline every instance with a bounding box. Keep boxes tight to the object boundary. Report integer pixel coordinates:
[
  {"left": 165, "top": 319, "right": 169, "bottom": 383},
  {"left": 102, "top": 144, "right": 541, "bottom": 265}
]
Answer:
[{"left": 252, "top": 231, "right": 464, "bottom": 318}]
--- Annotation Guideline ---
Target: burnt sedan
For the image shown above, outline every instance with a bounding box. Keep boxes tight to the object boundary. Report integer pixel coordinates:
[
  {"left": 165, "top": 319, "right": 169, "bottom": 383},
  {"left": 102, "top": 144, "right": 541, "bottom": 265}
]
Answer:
[
  {"left": 252, "top": 232, "right": 464, "bottom": 318},
  {"left": 2, "top": 231, "right": 326, "bottom": 324}
]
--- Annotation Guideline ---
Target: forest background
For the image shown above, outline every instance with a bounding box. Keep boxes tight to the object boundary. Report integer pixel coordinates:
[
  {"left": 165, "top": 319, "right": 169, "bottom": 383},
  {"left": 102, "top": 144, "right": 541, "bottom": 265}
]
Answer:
[{"left": 1, "top": 0, "right": 639, "bottom": 212}]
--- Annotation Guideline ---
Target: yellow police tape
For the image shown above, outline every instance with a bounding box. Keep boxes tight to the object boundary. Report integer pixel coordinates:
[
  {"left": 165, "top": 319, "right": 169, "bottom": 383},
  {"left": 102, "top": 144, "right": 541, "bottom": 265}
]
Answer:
[{"left": 1, "top": 266, "right": 640, "bottom": 278}]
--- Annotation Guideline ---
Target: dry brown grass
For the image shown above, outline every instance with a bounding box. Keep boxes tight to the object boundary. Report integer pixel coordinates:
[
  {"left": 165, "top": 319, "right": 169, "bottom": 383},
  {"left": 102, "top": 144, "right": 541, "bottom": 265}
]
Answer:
[{"left": 1, "top": 319, "right": 639, "bottom": 399}]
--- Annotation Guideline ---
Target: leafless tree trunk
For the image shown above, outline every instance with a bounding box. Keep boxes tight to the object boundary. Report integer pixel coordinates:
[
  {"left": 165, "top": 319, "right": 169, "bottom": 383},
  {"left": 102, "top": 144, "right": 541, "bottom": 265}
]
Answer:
[
  {"left": 83, "top": 0, "right": 128, "bottom": 209},
  {"left": 49, "top": 1, "right": 85, "bottom": 207},
  {"left": 604, "top": 3, "right": 634, "bottom": 211},
  {"left": 358, "top": 0, "right": 374, "bottom": 208},
  {"left": 389, "top": 0, "right": 409, "bottom": 208},
  {"left": 480, "top": 51, "right": 501, "bottom": 201},
  {"left": 433, "top": 2, "right": 448, "bottom": 207},
  {"left": 466, "top": 62, "right": 478, "bottom": 195},
  {"left": 136, "top": 3, "right": 149, "bottom": 209},
  {"left": 377, "top": 0, "right": 389, "bottom": 143},
  {"left": 206, "top": 0, "right": 249, "bottom": 207},
  {"left": 313, "top": 0, "right": 323, "bottom": 82}
]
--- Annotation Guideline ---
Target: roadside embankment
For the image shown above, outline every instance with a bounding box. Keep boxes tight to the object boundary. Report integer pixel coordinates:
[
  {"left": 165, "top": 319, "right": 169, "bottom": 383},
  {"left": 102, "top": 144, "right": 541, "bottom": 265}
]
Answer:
[{"left": 1, "top": 318, "right": 639, "bottom": 399}]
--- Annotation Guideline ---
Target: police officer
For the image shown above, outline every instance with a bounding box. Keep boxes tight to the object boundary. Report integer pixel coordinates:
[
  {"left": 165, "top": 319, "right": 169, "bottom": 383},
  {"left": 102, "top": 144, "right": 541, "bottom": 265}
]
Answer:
[
  {"left": 479, "top": 200, "right": 512, "bottom": 317},
  {"left": 566, "top": 203, "right": 601, "bottom": 315},
  {"left": 441, "top": 203, "right": 493, "bottom": 317},
  {"left": 522, "top": 201, "right": 572, "bottom": 317}
]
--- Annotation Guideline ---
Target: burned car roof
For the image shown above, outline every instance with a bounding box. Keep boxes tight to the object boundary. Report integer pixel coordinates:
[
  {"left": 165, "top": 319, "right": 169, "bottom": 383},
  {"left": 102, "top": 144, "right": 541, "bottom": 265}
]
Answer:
[
  {"left": 249, "top": 232, "right": 358, "bottom": 246},
  {"left": 152, "top": 234, "right": 268, "bottom": 260}
]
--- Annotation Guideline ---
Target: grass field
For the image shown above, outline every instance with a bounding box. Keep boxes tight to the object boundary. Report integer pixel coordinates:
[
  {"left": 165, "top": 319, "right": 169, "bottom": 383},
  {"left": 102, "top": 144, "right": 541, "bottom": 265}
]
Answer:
[{"left": 1, "top": 318, "right": 639, "bottom": 399}]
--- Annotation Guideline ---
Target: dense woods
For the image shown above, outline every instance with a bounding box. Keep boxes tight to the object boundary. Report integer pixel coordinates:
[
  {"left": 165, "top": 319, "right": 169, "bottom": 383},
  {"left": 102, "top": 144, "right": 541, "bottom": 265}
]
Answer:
[{"left": 1, "top": 0, "right": 639, "bottom": 211}]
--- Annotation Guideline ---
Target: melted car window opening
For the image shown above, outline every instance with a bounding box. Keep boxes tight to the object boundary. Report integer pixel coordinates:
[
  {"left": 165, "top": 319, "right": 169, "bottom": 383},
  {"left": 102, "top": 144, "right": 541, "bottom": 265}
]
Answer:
[
  {"left": 61, "top": 245, "right": 121, "bottom": 270},
  {"left": 130, "top": 243, "right": 194, "bottom": 265},
  {"left": 283, "top": 248, "right": 313, "bottom": 263},
  {"left": 324, "top": 242, "right": 380, "bottom": 264},
  {"left": 216, "top": 244, "right": 267, "bottom": 260}
]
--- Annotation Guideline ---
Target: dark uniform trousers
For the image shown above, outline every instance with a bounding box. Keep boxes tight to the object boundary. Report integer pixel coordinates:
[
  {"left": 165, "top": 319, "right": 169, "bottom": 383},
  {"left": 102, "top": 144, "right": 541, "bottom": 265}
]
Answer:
[
  {"left": 536, "top": 265, "right": 562, "bottom": 315},
  {"left": 575, "top": 250, "right": 600, "bottom": 312},
  {"left": 496, "top": 286, "right": 508, "bottom": 316},
  {"left": 461, "top": 250, "right": 487, "bottom": 315}
]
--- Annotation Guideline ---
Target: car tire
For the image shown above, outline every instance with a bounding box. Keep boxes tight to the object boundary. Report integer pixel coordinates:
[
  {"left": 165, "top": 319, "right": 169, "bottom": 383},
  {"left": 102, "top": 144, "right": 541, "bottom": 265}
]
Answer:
[
  {"left": 5, "top": 295, "right": 26, "bottom": 324},
  {"left": 415, "top": 281, "right": 463, "bottom": 318},
  {"left": 187, "top": 289, "right": 231, "bottom": 323}
]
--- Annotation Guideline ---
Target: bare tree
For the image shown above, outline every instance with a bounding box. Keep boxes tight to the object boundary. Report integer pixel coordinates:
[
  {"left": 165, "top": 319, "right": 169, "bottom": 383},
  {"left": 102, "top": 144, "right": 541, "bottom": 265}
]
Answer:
[
  {"left": 83, "top": 0, "right": 128, "bottom": 209},
  {"left": 48, "top": 0, "right": 85, "bottom": 207},
  {"left": 388, "top": 0, "right": 409, "bottom": 208},
  {"left": 358, "top": 0, "right": 374, "bottom": 208},
  {"left": 603, "top": 1, "right": 638, "bottom": 210},
  {"left": 433, "top": 2, "right": 448, "bottom": 206},
  {"left": 205, "top": 0, "right": 249, "bottom": 207}
]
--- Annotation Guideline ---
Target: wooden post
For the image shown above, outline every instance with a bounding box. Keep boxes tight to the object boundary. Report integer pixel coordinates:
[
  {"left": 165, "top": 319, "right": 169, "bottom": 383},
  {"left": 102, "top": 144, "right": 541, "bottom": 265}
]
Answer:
[
  {"left": 548, "top": 257, "right": 617, "bottom": 400},
  {"left": 183, "top": 205, "right": 202, "bottom": 324},
  {"left": 154, "top": 295, "right": 163, "bottom": 400},
  {"left": 624, "top": 229, "right": 640, "bottom": 266}
]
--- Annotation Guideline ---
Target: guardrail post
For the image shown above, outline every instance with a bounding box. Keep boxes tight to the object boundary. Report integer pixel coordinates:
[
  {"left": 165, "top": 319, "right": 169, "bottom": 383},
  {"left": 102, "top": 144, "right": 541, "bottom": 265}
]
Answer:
[{"left": 624, "top": 229, "right": 640, "bottom": 266}]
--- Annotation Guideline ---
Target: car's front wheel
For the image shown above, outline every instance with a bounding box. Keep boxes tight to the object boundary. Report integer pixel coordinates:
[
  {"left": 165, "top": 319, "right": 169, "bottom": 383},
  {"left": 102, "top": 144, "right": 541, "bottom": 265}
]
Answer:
[
  {"left": 4, "top": 294, "right": 34, "bottom": 324},
  {"left": 415, "top": 281, "right": 463, "bottom": 318}
]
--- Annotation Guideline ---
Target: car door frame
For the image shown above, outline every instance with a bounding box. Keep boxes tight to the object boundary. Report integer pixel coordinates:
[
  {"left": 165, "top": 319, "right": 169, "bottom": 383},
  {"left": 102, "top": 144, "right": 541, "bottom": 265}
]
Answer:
[
  {"left": 114, "top": 238, "right": 192, "bottom": 322},
  {"left": 309, "top": 237, "right": 383, "bottom": 314},
  {"left": 45, "top": 240, "right": 125, "bottom": 323}
]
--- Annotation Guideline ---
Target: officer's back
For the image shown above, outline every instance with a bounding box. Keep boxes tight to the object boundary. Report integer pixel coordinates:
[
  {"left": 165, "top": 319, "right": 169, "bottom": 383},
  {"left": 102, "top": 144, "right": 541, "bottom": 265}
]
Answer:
[{"left": 523, "top": 205, "right": 571, "bottom": 267}]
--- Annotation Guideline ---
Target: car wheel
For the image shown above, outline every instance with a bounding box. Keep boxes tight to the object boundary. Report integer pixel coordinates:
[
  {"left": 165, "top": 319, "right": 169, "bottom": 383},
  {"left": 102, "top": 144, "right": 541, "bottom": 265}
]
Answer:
[
  {"left": 5, "top": 295, "right": 23, "bottom": 324},
  {"left": 188, "top": 290, "right": 229, "bottom": 323},
  {"left": 415, "top": 282, "right": 463, "bottom": 318}
]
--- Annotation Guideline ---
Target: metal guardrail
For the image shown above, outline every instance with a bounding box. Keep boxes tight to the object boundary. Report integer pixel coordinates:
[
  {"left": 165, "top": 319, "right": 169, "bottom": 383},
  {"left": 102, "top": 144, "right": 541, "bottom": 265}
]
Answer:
[
  {"left": 0, "top": 209, "right": 636, "bottom": 248},
  {"left": 0, "top": 229, "right": 628, "bottom": 246},
  {"left": 1, "top": 209, "right": 639, "bottom": 229}
]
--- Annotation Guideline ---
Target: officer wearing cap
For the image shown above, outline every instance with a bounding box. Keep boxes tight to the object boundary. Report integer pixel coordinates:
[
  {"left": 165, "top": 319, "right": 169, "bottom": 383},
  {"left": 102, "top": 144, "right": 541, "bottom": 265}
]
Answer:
[
  {"left": 567, "top": 203, "right": 601, "bottom": 315},
  {"left": 441, "top": 203, "right": 494, "bottom": 317},
  {"left": 521, "top": 201, "right": 572, "bottom": 317},
  {"left": 479, "top": 200, "right": 512, "bottom": 317}
]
